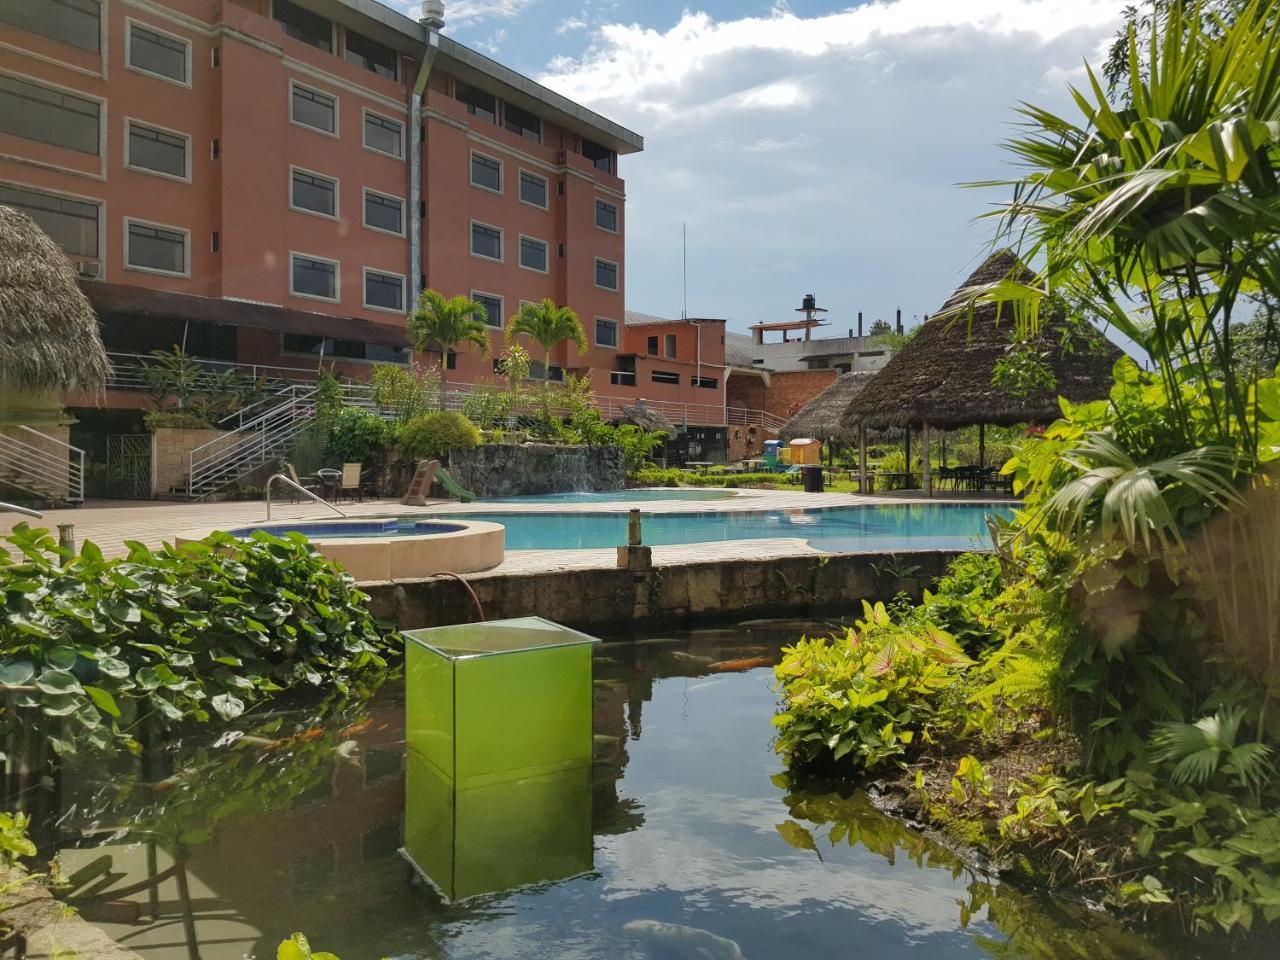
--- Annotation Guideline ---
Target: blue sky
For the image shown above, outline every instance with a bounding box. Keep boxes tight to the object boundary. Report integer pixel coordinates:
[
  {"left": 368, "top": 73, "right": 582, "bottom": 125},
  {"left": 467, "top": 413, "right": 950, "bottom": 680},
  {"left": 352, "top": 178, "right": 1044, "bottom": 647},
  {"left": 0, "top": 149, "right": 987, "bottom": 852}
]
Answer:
[{"left": 407, "top": 1, "right": 1124, "bottom": 335}]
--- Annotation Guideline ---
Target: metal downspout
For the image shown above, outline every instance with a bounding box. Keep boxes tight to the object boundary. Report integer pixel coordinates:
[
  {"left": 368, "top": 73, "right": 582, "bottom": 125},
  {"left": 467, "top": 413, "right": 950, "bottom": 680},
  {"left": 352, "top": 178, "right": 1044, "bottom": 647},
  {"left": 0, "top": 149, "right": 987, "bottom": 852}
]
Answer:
[{"left": 409, "top": 29, "right": 440, "bottom": 301}]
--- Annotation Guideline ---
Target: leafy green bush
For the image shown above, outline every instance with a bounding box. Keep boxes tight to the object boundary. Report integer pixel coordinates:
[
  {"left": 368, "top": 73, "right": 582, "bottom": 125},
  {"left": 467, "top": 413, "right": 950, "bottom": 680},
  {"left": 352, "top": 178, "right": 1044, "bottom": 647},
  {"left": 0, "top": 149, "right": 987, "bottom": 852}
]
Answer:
[
  {"left": 326, "top": 406, "right": 392, "bottom": 465},
  {"left": 397, "top": 411, "right": 481, "bottom": 460},
  {"left": 0, "top": 525, "right": 396, "bottom": 756},
  {"left": 144, "top": 409, "right": 215, "bottom": 430},
  {"left": 630, "top": 468, "right": 803, "bottom": 488}
]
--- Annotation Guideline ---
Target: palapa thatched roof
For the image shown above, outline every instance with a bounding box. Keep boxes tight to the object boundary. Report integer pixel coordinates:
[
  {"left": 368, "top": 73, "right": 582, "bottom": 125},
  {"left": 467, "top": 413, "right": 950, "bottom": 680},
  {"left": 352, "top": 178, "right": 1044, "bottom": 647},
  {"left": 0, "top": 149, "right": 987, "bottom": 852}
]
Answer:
[
  {"left": 0, "top": 205, "right": 108, "bottom": 392},
  {"left": 779, "top": 371, "right": 876, "bottom": 442},
  {"left": 620, "top": 401, "right": 676, "bottom": 436},
  {"left": 845, "top": 250, "right": 1121, "bottom": 430}
]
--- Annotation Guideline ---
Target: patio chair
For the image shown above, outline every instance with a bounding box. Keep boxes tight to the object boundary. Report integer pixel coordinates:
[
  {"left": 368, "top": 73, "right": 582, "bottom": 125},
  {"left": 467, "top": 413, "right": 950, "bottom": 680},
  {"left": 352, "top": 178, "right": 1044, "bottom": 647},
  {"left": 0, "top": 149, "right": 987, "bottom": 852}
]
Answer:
[
  {"left": 339, "top": 462, "right": 366, "bottom": 503},
  {"left": 284, "top": 463, "right": 320, "bottom": 500}
]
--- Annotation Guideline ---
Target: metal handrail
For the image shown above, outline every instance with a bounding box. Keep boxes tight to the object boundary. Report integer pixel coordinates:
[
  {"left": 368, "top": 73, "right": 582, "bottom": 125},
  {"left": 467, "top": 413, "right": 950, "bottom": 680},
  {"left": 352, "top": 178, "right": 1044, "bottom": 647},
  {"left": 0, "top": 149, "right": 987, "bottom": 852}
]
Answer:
[
  {"left": 0, "top": 501, "right": 42, "bottom": 519},
  {"left": 1, "top": 429, "right": 85, "bottom": 503},
  {"left": 265, "top": 474, "right": 347, "bottom": 521}
]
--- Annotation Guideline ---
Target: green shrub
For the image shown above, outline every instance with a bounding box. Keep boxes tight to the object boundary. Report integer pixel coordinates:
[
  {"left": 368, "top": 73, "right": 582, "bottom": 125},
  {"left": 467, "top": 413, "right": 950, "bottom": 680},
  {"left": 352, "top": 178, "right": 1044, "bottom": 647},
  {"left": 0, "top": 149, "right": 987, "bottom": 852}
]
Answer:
[
  {"left": 144, "top": 409, "right": 214, "bottom": 431},
  {"left": 0, "top": 524, "right": 396, "bottom": 756},
  {"left": 326, "top": 406, "right": 392, "bottom": 464},
  {"left": 397, "top": 411, "right": 481, "bottom": 461}
]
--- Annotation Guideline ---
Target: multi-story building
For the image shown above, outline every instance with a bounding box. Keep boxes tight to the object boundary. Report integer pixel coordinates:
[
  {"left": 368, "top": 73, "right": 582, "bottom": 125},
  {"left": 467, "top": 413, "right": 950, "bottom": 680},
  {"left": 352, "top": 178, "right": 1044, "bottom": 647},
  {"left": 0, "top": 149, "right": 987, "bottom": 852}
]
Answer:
[{"left": 0, "top": 0, "right": 741, "bottom": 439}]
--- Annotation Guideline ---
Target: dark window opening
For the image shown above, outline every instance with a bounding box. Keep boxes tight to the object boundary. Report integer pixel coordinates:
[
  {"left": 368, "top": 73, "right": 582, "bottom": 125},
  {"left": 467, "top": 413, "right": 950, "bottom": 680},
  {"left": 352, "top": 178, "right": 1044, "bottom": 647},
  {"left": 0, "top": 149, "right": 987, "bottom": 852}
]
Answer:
[
  {"left": 503, "top": 102, "right": 540, "bottom": 142},
  {"left": 283, "top": 333, "right": 409, "bottom": 364},
  {"left": 344, "top": 28, "right": 397, "bottom": 80},
  {"left": 595, "top": 318, "right": 618, "bottom": 348},
  {"left": 273, "top": 0, "right": 331, "bottom": 52},
  {"left": 455, "top": 80, "right": 495, "bottom": 123},
  {"left": 692, "top": 376, "right": 718, "bottom": 389},
  {"left": 646, "top": 336, "right": 658, "bottom": 356},
  {"left": 651, "top": 370, "right": 679, "bottom": 385},
  {"left": 473, "top": 293, "right": 502, "bottom": 328},
  {"left": 595, "top": 199, "right": 618, "bottom": 232},
  {"left": 582, "top": 138, "right": 614, "bottom": 174},
  {"left": 595, "top": 258, "right": 618, "bottom": 290}
]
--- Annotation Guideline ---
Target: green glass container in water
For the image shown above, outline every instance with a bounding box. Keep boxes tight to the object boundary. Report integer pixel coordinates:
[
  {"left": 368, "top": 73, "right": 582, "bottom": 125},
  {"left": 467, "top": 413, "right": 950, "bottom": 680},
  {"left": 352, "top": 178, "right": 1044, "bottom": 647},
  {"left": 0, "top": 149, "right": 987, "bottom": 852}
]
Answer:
[{"left": 403, "top": 616, "right": 600, "bottom": 786}]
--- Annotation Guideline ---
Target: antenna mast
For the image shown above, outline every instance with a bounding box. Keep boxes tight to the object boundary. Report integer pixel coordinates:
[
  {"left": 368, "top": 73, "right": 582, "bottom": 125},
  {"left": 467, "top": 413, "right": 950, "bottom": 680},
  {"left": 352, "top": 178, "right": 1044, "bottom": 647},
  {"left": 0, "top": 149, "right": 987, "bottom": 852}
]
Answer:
[{"left": 682, "top": 222, "right": 687, "bottom": 320}]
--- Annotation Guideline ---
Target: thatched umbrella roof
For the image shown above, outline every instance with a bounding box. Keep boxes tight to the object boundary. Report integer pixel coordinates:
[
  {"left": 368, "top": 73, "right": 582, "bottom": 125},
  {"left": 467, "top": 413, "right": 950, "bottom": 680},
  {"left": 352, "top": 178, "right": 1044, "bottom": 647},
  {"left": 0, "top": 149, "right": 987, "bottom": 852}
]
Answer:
[
  {"left": 779, "top": 371, "right": 876, "bottom": 442},
  {"left": 620, "top": 400, "right": 676, "bottom": 435},
  {"left": 0, "top": 205, "right": 108, "bottom": 392},
  {"left": 845, "top": 250, "right": 1121, "bottom": 430}
]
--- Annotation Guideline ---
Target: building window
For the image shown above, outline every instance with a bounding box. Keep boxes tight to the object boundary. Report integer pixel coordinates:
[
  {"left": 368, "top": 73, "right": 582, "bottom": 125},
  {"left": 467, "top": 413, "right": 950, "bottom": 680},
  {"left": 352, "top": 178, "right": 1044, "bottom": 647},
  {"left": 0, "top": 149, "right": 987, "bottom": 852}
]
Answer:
[
  {"left": 651, "top": 370, "right": 680, "bottom": 385},
  {"left": 470, "top": 152, "right": 501, "bottom": 192},
  {"left": 503, "top": 102, "right": 540, "bottom": 142},
  {"left": 595, "top": 199, "right": 618, "bottom": 233},
  {"left": 595, "top": 317, "right": 618, "bottom": 348},
  {"left": 519, "top": 170, "right": 547, "bottom": 209},
  {"left": 1, "top": 0, "right": 100, "bottom": 51},
  {"left": 445, "top": 350, "right": 457, "bottom": 370},
  {"left": 344, "top": 28, "right": 397, "bottom": 80},
  {"left": 363, "top": 189, "right": 403, "bottom": 235},
  {"left": 0, "top": 75, "right": 99, "bottom": 155},
  {"left": 0, "top": 184, "right": 98, "bottom": 258},
  {"left": 126, "top": 22, "right": 189, "bottom": 84},
  {"left": 126, "top": 220, "right": 187, "bottom": 276},
  {"left": 363, "top": 269, "right": 404, "bottom": 312},
  {"left": 664, "top": 333, "right": 677, "bottom": 358},
  {"left": 126, "top": 121, "right": 188, "bottom": 180},
  {"left": 595, "top": 258, "right": 618, "bottom": 291},
  {"left": 646, "top": 336, "right": 658, "bottom": 356},
  {"left": 290, "top": 253, "right": 338, "bottom": 301},
  {"left": 283, "top": 333, "right": 408, "bottom": 364},
  {"left": 470, "top": 222, "right": 502, "bottom": 262},
  {"left": 471, "top": 291, "right": 503, "bottom": 328},
  {"left": 692, "top": 376, "right": 718, "bottom": 389},
  {"left": 272, "top": 0, "right": 331, "bottom": 52},
  {"left": 363, "top": 111, "right": 402, "bottom": 158},
  {"left": 290, "top": 83, "right": 336, "bottom": 135},
  {"left": 582, "top": 138, "right": 614, "bottom": 174},
  {"left": 530, "top": 361, "right": 564, "bottom": 382},
  {"left": 519, "top": 236, "right": 548, "bottom": 273},
  {"left": 455, "top": 80, "right": 495, "bottom": 123},
  {"left": 290, "top": 168, "right": 337, "bottom": 218}
]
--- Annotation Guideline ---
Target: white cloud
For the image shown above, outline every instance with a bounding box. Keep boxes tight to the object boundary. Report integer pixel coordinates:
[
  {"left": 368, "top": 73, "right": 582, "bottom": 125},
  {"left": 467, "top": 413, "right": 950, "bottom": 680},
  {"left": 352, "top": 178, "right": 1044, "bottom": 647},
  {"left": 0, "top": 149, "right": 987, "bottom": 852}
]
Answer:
[
  {"left": 444, "top": 0, "right": 536, "bottom": 27},
  {"left": 475, "top": 26, "right": 508, "bottom": 54},
  {"left": 537, "top": 1, "right": 1123, "bottom": 328},
  {"left": 556, "top": 15, "right": 588, "bottom": 35}
]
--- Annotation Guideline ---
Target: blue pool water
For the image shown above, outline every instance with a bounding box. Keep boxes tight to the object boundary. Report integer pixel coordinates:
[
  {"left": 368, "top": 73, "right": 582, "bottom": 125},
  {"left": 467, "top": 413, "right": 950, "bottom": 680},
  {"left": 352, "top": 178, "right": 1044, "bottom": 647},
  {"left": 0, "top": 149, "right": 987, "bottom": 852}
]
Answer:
[
  {"left": 451, "top": 503, "right": 1009, "bottom": 552},
  {"left": 489, "top": 488, "right": 733, "bottom": 503}
]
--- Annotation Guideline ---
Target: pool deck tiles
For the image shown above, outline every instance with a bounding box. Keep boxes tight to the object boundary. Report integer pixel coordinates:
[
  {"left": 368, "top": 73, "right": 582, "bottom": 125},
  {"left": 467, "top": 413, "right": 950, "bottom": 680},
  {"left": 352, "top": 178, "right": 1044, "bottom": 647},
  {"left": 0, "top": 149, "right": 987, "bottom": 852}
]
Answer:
[{"left": 0, "top": 488, "right": 1013, "bottom": 570}]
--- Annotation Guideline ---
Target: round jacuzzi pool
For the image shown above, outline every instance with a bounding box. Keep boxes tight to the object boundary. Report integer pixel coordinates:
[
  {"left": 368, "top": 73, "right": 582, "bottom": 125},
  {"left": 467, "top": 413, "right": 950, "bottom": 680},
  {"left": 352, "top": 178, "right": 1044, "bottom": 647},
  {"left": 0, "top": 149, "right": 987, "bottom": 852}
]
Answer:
[{"left": 176, "top": 518, "right": 505, "bottom": 582}]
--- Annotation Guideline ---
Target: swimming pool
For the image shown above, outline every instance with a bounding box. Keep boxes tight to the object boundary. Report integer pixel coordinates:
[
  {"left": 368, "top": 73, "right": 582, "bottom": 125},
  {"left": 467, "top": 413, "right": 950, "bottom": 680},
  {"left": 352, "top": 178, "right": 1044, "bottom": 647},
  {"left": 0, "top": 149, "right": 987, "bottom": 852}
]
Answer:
[
  {"left": 488, "top": 488, "right": 734, "bottom": 503},
  {"left": 450, "top": 503, "right": 1009, "bottom": 552}
]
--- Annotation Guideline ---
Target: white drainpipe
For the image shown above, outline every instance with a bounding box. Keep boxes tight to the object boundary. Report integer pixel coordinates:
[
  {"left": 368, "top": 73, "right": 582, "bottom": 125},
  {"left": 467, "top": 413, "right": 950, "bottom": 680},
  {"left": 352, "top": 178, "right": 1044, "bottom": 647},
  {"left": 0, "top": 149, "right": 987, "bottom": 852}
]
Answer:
[{"left": 409, "top": 25, "right": 440, "bottom": 300}]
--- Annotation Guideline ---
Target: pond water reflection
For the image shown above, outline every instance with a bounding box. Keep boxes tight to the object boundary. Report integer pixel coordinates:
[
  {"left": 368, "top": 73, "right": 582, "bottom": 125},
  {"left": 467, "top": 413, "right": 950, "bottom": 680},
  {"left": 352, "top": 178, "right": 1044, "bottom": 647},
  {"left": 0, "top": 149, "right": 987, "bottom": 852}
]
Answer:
[{"left": 24, "top": 622, "right": 1241, "bottom": 959}]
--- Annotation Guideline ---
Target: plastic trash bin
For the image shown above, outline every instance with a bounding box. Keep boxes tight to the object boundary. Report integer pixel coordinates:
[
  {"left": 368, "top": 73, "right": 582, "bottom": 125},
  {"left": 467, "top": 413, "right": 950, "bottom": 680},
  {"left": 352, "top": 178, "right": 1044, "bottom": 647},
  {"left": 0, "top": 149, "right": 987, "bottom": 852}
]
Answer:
[{"left": 801, "top": 465, "right": 825, "bottom": 492}]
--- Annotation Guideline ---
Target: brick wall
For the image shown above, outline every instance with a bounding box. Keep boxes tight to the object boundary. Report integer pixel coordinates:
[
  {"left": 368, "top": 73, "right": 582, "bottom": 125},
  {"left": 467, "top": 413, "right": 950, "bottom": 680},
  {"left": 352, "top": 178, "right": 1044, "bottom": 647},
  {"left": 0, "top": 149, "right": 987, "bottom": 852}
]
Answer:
[{"left": 763, "top": 370, "right": 838, "bottom": 420}]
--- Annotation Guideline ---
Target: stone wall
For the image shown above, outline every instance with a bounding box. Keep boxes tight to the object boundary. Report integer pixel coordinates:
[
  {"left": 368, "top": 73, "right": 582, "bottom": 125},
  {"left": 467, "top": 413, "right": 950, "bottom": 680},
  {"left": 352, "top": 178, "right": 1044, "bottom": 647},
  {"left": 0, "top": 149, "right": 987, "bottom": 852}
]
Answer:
[
  {"left": 366, "top": 549, "right": 959, "bottom": 634},
  {"left": 446, "top": 443, "right": 624, "bottom": 498},
  {"left": 150, "top": 427, "right": 234, "bottom": 496}
]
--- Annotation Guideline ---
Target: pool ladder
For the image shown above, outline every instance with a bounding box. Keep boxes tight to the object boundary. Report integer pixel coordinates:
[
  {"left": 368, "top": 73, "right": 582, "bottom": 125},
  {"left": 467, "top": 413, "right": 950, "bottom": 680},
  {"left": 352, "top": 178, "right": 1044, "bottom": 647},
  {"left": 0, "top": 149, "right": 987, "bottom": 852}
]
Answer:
[{"left": 265, "top": 474, "right": 348, "bottom": 521}]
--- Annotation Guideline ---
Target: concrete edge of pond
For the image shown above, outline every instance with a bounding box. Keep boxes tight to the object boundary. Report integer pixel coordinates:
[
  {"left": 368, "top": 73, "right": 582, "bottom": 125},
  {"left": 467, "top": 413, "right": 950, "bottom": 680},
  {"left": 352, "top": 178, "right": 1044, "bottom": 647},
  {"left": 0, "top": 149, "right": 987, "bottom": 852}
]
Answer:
[
  {"left": 0, "top": 865, "right": 145, "bottom": 960},
  {"left": 366, "top": 549, "right": 965, "bottom": 632}
]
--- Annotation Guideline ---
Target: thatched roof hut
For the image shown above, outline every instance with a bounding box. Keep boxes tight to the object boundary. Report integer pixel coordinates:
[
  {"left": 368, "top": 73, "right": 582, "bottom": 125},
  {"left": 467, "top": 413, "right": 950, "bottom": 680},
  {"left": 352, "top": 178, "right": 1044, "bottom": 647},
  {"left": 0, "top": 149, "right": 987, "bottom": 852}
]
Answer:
[
  {"left": 845, "top": 250, "right": 1120, "bottom": 430},
  {"left": 779, "top": 371, "right": 875, "bottom": 442},
  {"left": 620, "top": 400, "right": 676, "bottom": 436},
  {"left": 0, "top": 205, "right": 108, "bottom": 393}
]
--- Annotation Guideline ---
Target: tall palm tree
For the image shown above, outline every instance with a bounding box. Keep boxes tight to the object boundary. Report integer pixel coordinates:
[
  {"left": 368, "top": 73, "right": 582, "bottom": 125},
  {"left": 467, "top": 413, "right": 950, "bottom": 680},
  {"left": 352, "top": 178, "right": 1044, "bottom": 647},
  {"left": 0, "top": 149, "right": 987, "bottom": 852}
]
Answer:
[
  {"left": 406, "top": 289, "right": 491, "bottom": 408},
  {"left": 506, "top": 299, "right": 587, "bottom": 382}
]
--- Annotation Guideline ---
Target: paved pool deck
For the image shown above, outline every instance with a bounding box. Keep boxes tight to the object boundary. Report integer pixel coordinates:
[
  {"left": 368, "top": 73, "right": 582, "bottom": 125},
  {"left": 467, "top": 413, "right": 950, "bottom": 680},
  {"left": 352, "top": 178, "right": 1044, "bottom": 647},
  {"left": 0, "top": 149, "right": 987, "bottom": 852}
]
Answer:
[{"left": 0, "top": 487, "right": 1015, "bottom": 574}]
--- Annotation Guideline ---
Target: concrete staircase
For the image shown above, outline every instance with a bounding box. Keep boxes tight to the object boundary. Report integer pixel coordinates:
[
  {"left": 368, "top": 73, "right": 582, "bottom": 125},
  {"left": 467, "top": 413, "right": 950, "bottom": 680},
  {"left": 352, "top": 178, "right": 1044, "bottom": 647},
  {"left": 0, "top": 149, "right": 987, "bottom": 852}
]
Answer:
[{"left": 0, "top": 427, "right": 85, "bottom": 506}]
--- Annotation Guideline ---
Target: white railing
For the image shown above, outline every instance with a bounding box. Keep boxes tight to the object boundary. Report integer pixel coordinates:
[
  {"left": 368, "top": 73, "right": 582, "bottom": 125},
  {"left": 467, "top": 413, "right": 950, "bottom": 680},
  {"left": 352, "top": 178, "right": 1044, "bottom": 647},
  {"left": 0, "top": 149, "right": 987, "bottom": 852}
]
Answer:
[
  {"left": 0, "top": 428, "right": 85, "bottom": 504},
  {"left": 106, "top": 351, "right": 321, "bottom": 393}
]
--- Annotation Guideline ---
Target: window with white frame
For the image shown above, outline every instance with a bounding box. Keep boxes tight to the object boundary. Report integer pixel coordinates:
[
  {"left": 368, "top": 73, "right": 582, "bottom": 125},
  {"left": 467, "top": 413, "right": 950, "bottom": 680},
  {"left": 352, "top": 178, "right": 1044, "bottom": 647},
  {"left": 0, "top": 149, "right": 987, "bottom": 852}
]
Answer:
[
  {"left": 363, "top": 189, "right": 403, "bottom": 235},
  {"left": 126, "top": 220, "right": 186, "bottom": 275},
  {"left": 290, "top": 83, "right": 336, "bottom": 135},
  {"left": 519, "top": 170, "right": 547, "bottom": 208},
  {"left": 519, "top": 236, "right": 547, "bottom": 273},
  {"left": 364, "top": 269, "right": 404, "bottom": 311},
  {"left": 0, "top": 183, "right": 99, "bottom": 258},
  {"left": 595, "top": 198, "right": 618, "bottom": 232},
  {"left": 127, "top": 121, "right": 188, "bottom": 179},
  {"left": 470, "top": 222, "right": 502, "bottom": 261},
  {"left": 595, "top": 317, "right": 618, "bottom": 348},
  {"left": 363, "top": 111, "right": 402, "bottom": 158},
  {"left": 595, "top": 257, "right": 618, "bottom": 290},
  {"left": 0, "top": 75, "right": 99, "bottom": 154},
  {"left": 291, "top": 253, "right": 338, "bottom": 300},
  {"left": 127, "top": 22, "right": 189, "bottom": 83},
  {"left": 290, "top": 168, "right": 337, "bottom": 217},
  {"left": 1, "top": 0, "right": 100, "bottom": 51},
  {"left": 472, "top": 292, "right": 503, "bottom": 328},
  {"left": 470, "top": 152, "right": 501, "bottom": 192}
]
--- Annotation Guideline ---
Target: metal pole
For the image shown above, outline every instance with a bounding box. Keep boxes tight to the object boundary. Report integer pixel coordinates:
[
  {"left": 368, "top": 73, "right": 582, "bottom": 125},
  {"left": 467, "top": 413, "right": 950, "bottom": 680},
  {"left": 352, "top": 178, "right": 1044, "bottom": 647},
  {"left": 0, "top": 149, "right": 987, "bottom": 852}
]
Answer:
[
  {"left": 57, "top": 523, "right": 75, "bottom": 561},
  {"left": 922, "top": 422, "right": 932, "bottom": 498}
]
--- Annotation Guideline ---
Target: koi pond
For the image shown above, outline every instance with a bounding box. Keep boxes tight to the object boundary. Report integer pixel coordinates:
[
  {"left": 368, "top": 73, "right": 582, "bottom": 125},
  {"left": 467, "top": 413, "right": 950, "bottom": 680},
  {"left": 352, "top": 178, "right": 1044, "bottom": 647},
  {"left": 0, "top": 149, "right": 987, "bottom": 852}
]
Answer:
[{"left": 39, "top": 624, "right": 1241, "bottom": 959}]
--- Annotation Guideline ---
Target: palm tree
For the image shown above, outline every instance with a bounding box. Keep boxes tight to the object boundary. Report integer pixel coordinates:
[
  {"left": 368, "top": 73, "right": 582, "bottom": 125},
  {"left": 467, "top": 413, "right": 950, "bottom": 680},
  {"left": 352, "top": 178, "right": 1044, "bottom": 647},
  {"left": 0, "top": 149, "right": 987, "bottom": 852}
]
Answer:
[
  {"left": 406, "top": 290, "right": 491, "bottom": 408},
  {"left": 506, "top": 299, "right": 587, "bottom": 382}
]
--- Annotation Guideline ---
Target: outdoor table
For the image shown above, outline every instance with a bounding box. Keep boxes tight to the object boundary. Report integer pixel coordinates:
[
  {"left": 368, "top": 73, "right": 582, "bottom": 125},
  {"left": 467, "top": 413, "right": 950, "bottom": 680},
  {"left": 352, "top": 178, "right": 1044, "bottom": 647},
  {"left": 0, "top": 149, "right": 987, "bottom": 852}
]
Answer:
[{"left": 685, "top": 461, "right": 715, "bottom": 474}]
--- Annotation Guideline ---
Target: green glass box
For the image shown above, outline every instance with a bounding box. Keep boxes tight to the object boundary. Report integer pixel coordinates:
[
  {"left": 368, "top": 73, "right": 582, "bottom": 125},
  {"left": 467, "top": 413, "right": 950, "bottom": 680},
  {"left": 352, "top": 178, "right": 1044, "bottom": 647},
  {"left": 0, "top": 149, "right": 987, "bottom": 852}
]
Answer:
[
  {"left": 402, "top": 749, "right": 593, "bottom": 901},
  {"left": 403, "top": 616, "right": 599, "bottom": 787}
]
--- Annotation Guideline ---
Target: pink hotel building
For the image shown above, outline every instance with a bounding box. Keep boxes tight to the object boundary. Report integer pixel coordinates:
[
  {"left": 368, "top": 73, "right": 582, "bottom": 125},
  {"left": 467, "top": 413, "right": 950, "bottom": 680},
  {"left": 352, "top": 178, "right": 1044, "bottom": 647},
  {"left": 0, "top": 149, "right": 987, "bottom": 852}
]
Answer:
[{"left": 0, "top": 0, "right": 740, "bottom": 450}]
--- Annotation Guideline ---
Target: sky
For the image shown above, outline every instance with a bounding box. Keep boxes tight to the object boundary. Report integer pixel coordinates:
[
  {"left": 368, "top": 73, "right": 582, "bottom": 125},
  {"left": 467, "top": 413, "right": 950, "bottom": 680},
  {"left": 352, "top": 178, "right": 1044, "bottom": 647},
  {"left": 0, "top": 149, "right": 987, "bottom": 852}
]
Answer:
[{"left": 403, "top": 1, "right": 1125, "bottom": 335}]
